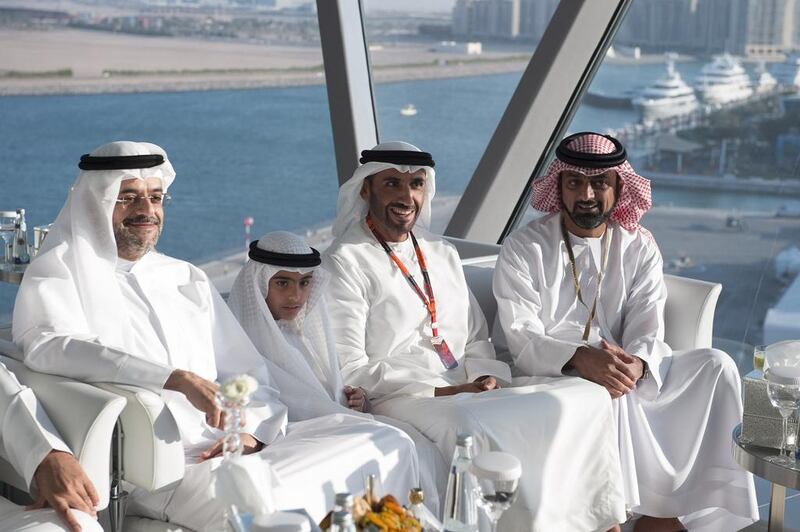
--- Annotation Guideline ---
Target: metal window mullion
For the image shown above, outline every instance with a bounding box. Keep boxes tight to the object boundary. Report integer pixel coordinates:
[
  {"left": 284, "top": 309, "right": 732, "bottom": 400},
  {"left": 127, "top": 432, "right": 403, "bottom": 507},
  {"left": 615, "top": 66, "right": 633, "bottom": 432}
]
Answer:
[
  {"left": 444, "top": 0, "right": 632, "bottom": 244},
  {"left": 317, "top": 0, "right": 380, "bottom": 186}
]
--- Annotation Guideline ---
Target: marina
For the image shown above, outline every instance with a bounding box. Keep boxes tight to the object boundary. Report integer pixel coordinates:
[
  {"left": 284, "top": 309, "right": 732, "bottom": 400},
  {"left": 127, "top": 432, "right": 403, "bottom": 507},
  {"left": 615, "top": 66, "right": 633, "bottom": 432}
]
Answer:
[{"left": 2, "top": 1, "right": 800, "bottom": 530}]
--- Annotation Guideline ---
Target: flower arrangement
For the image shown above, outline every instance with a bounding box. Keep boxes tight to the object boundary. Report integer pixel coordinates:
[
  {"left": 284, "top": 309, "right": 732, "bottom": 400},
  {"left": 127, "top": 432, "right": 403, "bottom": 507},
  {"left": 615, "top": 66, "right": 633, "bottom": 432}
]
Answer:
[
  {"left": 217, "top": 374, "right": 258, "bottom": 459},
  {"left": 219, "top": 374, "right": 258, "bottom": 404}
]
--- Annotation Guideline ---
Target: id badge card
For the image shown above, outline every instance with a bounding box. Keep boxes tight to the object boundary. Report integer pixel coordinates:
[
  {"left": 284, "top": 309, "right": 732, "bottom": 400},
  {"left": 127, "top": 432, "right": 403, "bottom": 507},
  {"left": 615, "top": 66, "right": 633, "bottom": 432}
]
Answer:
[{"left": 432, "top": 335, "right": 458, "bottom": 370}]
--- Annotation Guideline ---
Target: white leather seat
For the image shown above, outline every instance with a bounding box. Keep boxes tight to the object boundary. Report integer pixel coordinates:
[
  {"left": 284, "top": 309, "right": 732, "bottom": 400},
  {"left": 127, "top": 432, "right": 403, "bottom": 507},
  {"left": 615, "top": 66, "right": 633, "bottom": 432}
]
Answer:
[
  {"left": 461, "top": 254, "right": 722, "bottom": 352},
  {"left": 0, "top": 342, "right": 126, "bottom": 511},
  {"left": 0, "top": 335, "right": 184, "bottom": 532},
  {"left": 95, "top": 384, "right": 184, "bottom": 494},
  {"left": 661, "top": 274, "right": 721, "bottom": 350}
]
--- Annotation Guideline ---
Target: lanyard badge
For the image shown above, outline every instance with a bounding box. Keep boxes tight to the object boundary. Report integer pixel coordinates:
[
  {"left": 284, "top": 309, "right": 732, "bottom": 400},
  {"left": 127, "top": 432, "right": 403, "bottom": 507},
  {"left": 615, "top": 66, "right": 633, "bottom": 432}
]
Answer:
[
  {"left": 366, "top": 216, "right": 459, "bottom": 370},
  {"left": 431, "top": 332, "right": 457, "bottom": 370}
]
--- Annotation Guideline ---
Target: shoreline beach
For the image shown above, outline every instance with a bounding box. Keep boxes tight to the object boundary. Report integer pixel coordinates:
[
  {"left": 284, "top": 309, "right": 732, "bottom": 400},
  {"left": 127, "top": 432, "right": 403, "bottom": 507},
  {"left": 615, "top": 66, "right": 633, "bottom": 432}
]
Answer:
[
  {"left": 0, "top": 60, "right": 531, "bottom": 96},
  {"left": 0, "top": 27, "right": 534, "bottom": 96},
  {"left": 0, "top": 26, "right": 687, "bottom": 97}
]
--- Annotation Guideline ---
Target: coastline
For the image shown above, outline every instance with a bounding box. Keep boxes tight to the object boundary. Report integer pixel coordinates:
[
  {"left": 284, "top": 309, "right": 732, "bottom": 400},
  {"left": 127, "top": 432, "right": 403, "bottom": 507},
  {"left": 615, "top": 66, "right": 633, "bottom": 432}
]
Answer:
[
  {"left": 0, "top": 27, "right": 536, "bottom": 96},
  {"left": 0, "top": 27, "right": 673, "bottom": 97},
  {"left": 0, "top": 58, "right": 530, "bottom": 97}
]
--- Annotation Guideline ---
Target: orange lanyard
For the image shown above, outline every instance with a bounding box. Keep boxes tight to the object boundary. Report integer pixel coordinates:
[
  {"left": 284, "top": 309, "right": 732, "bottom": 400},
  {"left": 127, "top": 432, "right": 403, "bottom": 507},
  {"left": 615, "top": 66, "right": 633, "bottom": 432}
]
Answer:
[{"left": 366, "top": 215, "right": 441, "bottom": 337}]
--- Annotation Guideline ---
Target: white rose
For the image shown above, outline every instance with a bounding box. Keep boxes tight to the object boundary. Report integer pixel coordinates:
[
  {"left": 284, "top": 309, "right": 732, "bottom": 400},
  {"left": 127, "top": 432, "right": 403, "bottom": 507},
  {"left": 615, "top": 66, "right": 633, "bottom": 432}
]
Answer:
[{"left": 220, "top": 374, "right": 259, "bottom": 403}]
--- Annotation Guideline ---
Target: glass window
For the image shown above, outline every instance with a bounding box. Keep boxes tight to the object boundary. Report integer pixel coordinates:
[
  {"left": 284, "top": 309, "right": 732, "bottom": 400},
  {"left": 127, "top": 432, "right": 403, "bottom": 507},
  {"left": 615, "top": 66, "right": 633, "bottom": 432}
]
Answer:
[
  {"left": 517, "top": 0, "right": 800, "bottom": 370},
  {"left": 362, "top": 0, "right": 560, "bottom": 232},
  {"left": 0, "top": 7, "right": 334, "bottom": 322}
]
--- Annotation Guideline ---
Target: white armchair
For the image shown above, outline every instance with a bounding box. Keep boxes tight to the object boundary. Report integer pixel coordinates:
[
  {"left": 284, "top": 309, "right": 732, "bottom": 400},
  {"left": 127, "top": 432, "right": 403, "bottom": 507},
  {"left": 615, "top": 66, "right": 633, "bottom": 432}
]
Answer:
[
  {"left": 662, "top": 274, "right": 721, "bottom": 351},
  {"left": 461, "top": 255, "right": 722, "bottom": 352},
  {"left": 0, "top": 346, "right": 126, "bottom": 511},
  {"left": 0, "top": 337, "right": 185, "bottom": 532},
  {"left": 95, "top": 383, "right": 185, "bottom": 492}
]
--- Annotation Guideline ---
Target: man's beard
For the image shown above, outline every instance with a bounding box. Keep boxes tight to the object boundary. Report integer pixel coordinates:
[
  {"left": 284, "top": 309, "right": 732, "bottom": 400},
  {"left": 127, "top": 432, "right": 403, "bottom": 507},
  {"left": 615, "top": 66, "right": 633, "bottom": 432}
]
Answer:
[
  {"left": 564, "top": 198, "right": 617, "bottom": 230},
  {"left": 567, "top": 204, "right": 612, "bottom": 229},
  {"left": 369, "top": 195, "right": 419, "bottom": 237},
  {"left": 114, "top": 214, "right": 162, "bottom": 260}
]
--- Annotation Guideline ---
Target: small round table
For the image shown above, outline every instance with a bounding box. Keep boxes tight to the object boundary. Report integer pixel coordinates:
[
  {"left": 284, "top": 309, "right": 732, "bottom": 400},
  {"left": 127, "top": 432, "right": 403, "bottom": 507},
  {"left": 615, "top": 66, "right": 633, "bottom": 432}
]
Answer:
[
  {"left": 0, "top": 264, "right": 24, "bottom": 285},
  {"left": 733, "top": 424, "right": 800, "bottom": 531}
]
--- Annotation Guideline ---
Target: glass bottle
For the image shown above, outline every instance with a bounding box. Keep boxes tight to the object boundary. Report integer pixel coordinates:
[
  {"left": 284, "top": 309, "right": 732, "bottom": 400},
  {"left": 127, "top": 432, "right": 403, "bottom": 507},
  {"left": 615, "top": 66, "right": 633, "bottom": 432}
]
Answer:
[
  {"left": 334, "top": 492, "right": 353, "bottom": 513},
  {"left": 443, "top": 433, "right": 479, "bottom": 532},
  {"left": 13, "top": 209, "right": 29, "bottom": 264},
  {"left": 330, "top": 510, "right": 356, "bottom": 532},
  {"left": 409, "top": 487, "right": 444, "bottom": 531}
]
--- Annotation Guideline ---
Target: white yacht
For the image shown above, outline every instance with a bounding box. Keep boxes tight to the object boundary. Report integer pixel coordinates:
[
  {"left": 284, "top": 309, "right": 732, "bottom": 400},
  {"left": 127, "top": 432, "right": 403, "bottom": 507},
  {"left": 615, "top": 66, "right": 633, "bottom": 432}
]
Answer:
[
  {"left": 400, "top": 103, "right": 417, "bottom": 116},
  {"left": 772, "top": 53, "right": 800, "bottom": 91},
  {"left": 754, "top": 64, "right": 778, "bottom": 94},
  {"left": 632, "top": 56, "right": 698, "bottom": 123},
  {"left": 694, "top": 54, "right": 753, "bottom": 105}
]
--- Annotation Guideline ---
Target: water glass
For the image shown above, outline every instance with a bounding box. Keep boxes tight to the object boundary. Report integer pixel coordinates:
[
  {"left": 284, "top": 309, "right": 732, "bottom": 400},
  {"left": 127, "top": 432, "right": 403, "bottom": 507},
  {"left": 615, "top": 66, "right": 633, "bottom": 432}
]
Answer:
[
  {"left": 753, "top": 345, "right": 766, "bottom": 372},
  {"left": 0, "top": 211, "right": 17, "bottom": 265},
  {"left": 765, "top": 366, "right": 800, "bottom": 467},
  {"left": 32, "top": 224, "right": 52, "bottom": 257},
  {"left": 471, "top": 452, "right": 522, "bottom": 532}
]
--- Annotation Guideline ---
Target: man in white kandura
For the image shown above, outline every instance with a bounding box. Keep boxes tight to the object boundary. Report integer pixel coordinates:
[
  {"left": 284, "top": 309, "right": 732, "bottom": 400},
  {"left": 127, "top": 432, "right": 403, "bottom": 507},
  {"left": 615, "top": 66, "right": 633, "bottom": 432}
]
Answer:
[
  {"left": 494, "top": 132, "right": 758, "bottom": 532},
  {"left": 324, "top": 141, "right": 628, "bottom": 532},
  {"left": 0, "top": 360, "right": 101, "bottom": 532},
  {"left": 12, "top": 141, "right": 420, "bottom": 530},
  {"left": 228, "top": 230, "right": 446, "bottom": 514}
]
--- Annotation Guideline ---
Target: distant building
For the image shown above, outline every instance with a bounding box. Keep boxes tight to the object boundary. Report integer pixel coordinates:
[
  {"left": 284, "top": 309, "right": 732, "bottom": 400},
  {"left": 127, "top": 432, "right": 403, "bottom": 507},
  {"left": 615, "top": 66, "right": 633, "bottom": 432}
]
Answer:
[
  {"left": 452, "top": 0, "right": 558, "bottom": 42},
  {"left": 615, "top": 0, "right": 798, "bottom": 58},
  {"left": 452, "top": 0, "right": 798, "bottom": 55},
  {"left": 740, "top": 0, "right": 793, "bottom": 56}
]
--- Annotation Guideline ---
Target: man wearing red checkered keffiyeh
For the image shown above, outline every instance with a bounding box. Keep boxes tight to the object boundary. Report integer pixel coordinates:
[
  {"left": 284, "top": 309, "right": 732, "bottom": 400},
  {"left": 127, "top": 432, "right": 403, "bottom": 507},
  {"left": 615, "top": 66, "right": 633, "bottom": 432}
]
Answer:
[
  {"left": 494, "top": 132, "right": 758, "bottom": 532},
  {"left": 531, "top": 132, "right": 652, "bottom": 234}
]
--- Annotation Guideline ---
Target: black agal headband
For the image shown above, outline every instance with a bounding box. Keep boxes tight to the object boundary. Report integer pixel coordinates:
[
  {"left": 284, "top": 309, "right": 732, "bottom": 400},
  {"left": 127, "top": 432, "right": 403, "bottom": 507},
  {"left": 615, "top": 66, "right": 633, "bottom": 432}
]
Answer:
[
  {"left": 359, "top": 150, "right": 435, "bottom": 168},
  {"left": 555, "top": 132, "right": 627, "bottom": 169},
  {"left": 78, "top": 153, "right": 165, "bottom": 171},
  {"left": 248, "top": 240, "right": 321, "bottom": 268}
]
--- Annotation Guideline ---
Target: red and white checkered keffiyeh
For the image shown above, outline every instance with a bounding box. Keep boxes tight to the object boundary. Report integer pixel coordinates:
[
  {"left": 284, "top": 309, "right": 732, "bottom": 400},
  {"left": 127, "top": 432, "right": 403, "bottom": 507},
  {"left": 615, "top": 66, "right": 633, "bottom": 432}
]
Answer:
[{"left": 531, "top": 133, "right": 652, "bottom": 232}]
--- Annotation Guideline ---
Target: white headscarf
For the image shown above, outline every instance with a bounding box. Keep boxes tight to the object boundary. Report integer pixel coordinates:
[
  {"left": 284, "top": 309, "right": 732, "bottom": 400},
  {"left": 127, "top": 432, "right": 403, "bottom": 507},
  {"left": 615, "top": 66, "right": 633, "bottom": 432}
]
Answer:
[
  {"left": 332, "top": 141, "right": 437, "bottom": 238},
  {"left": 228, "top": 232, "right": 359, "bottom": 421},
  {"left": 13, "top": 141, "right": 175, "bottom": 349}
]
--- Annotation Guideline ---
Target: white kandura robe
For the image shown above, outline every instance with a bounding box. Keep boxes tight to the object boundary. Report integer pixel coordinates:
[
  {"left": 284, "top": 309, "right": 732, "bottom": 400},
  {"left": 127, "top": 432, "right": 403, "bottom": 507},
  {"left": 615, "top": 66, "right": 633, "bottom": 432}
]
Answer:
[
  {"left": 277, "top": 320, "right": 447, "bottom": 514},
  {"left": 14, "top": 252, "right": 417, "bottom": 529},
  {"left": 493, "top": 213, "right": 759, "bottom": 532},
  {"left": 0, "top": 362, "right": 102, "bottom": 532},
  {"left": 225, "top": 236, "right": 439, "bottom": 516},
  {"left": 324, "top": 221, "right": 627, "bottom": 532}
]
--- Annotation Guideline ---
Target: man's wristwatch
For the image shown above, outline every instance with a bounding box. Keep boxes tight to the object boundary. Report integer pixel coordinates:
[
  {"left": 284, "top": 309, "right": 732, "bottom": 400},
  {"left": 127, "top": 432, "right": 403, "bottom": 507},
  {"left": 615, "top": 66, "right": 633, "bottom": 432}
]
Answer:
[{"left": 640, "top": 361, "right": 650, "bottom": 381}]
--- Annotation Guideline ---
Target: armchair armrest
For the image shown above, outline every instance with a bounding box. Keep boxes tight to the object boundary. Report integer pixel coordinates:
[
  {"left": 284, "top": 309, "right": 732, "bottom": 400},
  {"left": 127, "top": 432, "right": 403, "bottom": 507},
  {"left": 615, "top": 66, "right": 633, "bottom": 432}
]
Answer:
[
  {"left": 0, "top": 352, "right": 126, "bottom": 510},
  {"left": 96, "top": 384, "right": 184, "bottom": 492},
  {"left": 663, "top": 274, "right": 722, "bottom": 351}
]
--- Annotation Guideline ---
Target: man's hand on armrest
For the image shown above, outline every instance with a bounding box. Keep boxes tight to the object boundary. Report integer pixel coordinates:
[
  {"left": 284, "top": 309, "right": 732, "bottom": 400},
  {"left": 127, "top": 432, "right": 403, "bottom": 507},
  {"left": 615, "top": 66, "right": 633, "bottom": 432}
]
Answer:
[
  {"left": 434, "top": 376, "right": 500, "bottom": 397},
  {"left": 164, "top": 369, "right": 223, "bottom": 429},
  {"left": 28, "top": 450, "right": 99, "bottom": 532},
  {"left": 567, "top": 344, "right": 638, "bottom": 399}
]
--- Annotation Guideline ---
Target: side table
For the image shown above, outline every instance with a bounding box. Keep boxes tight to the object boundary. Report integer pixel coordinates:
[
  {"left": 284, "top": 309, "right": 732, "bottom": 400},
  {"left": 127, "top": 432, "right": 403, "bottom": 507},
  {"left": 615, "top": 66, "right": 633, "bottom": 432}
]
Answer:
[{"left": 733, "top": 424, "right": 800, "bottom": 531}]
